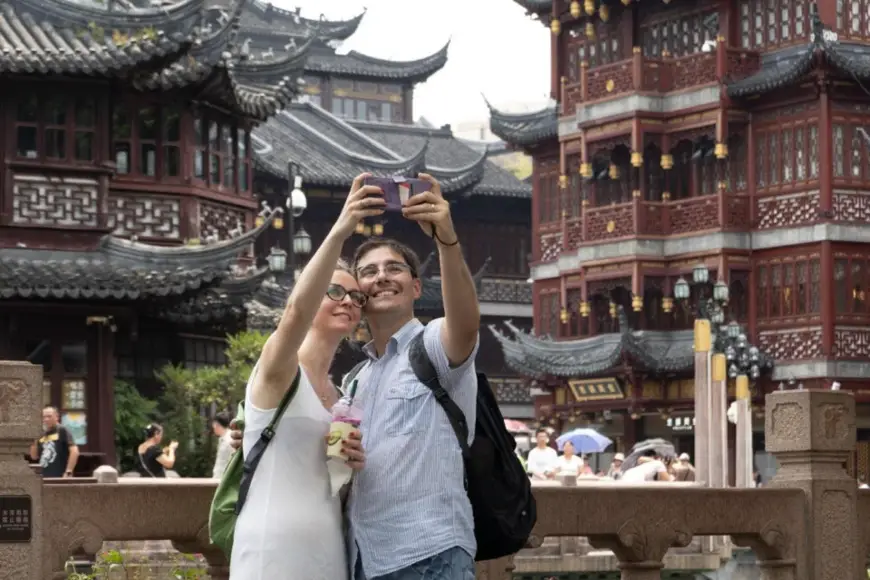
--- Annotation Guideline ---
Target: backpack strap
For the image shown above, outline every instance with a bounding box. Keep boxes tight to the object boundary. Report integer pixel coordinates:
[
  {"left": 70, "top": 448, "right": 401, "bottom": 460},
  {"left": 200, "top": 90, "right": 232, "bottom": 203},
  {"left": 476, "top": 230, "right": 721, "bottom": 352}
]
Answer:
[
  {"left": 408, "top": 334, "right": 471, "bottom": 465},
  {"left": 235, "top": 368, "right": 301, "bottom": 515},
  {"left": 340, "top": 360, "right": 368, "bottom": 395}
]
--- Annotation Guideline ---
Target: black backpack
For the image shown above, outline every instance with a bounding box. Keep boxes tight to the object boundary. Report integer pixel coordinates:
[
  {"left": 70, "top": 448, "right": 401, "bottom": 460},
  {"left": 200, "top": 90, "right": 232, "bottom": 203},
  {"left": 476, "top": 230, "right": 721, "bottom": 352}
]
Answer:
[{"left": 407, "top": 333, "right": 536, "bottom": 561}]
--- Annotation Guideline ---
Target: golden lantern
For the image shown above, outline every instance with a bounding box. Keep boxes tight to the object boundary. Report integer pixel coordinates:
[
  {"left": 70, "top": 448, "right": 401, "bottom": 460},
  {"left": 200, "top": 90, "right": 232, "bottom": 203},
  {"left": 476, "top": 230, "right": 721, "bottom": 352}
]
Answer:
[
  {"left": 608, "top": 163, "right": 620, "bottom": 180},
  {"left": 373, "top": 223, "right": 384, "bottom": 236},
  {"left": 579, "top": 162, "right": 592, "bottom": 178},
  {"left": 254, "top": 215, "right": 265, "bottom": 227},
  {"left": 355, "top": 222, "right": 366, "bottom": 235},
  {"left": 570, "top": 0, "right": 581, "bottom": 18},
  {"left": 550, "top": 18, "right": 561, "bottom": 35},
  {"left": 662, "top": 191, "right": 671, "bottom": 200},
  {"left": 559, "top": 174, "right": 568, "bottom": 189},
  {"left": 632, "top": 189, "right": 641, "bottom": 198},
  {"left": 599, "top": 4, "right": 610, "bottom": 22},
  {"left": 630, "top": 151, "right": 643, "bottom": 167},
  {"left": 579, "top": 301, "right": 590, "bottom": 317},
  {"left": 714, "top": 142, "right": 729, "bottom": 159},
  {"left": 585, "top": 22, "right": 595, "bottom": 39},
  {"left": 608, "top": 301, "right": 617, "bottom": 318},
  {"left": 363, "top": 225, "right": 372, "bottom": 236},
  {"left": 272, "top": 216, "right": 284, "bottom": 230},
  {"left": 584, "top": 0, "right": 595, "bottom": 15},
  {"left": 560, "top": 308, "right": 569, "bottom": 324},
  {"left": 660, "top": 153, "right": 674, "bottom": 170},
  {"left": 622, "top": 0, "right": 630, "bottom": 4},
  {"left": 662, "top": 296, "right": 674, "bottom": 313},
  {"left": 631, "top": 294, "right": 643, "bottom": 312}
]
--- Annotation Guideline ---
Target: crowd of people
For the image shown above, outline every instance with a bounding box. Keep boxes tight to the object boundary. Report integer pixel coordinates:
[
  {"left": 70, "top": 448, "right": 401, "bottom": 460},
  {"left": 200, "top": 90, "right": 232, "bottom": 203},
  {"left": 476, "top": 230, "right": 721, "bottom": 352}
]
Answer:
[{"left": 520, "top": 427, "right": 697, "bottom": 483}]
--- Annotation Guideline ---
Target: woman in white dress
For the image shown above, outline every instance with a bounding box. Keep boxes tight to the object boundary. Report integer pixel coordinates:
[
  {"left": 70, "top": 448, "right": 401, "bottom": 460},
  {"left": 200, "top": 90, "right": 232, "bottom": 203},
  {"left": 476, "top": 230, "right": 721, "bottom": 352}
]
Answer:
[{"left": 230, "top": 174, "right": 386, "bottom": 580}]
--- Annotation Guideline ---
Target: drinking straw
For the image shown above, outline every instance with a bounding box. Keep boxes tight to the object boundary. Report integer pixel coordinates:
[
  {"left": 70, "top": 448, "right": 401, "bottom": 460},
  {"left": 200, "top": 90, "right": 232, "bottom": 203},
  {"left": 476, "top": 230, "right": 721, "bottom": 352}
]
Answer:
[{"left": 348, "top": 379, "right": 359, "bottom": 402}]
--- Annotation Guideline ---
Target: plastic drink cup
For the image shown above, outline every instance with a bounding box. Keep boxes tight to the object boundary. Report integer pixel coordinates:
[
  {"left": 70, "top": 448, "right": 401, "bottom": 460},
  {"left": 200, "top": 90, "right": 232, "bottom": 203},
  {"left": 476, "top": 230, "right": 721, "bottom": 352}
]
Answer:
[{"left": 326, "top": 417, "right": 361, "bottom": 461}]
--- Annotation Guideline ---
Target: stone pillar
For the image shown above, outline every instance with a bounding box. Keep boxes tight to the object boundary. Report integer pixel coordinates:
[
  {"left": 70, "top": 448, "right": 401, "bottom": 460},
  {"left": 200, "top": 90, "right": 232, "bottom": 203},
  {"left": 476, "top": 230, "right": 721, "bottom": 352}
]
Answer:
[
  {"left": 765, "top": 388, "right": 862, "bottom": 580},
  {"left": 735, "top": 375, "right": 753, "bottom": 488},
  {"left": 0, "top": 362, "right": 43, "bottom": 580},
  {"left": 693, "top": 319, "right": 711, "bottom": 487},
  {"left": 710, "top": 353, "right": 727, "bottom": 488}
]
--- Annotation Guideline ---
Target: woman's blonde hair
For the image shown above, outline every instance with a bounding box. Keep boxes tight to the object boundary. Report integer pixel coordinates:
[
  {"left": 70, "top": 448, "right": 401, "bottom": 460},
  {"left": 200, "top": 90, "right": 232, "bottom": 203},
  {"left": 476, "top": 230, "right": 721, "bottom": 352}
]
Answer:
[{"left": 335, "top": 257, "right": 353, "bottom": 275}]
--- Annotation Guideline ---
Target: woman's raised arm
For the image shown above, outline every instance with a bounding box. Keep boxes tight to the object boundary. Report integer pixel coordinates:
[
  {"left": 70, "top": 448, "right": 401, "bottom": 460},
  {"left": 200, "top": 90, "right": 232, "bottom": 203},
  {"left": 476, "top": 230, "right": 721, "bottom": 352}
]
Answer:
[{"left": 250, "top": 174, "right": 384, "bottom": 409}]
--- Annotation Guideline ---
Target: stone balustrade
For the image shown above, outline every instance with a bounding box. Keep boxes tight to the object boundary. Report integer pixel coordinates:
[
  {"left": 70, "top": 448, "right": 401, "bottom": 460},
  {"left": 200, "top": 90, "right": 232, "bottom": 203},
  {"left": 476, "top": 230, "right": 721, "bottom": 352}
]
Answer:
[{"left": 0, "top": 360, "right": 866, "bottom": 580}]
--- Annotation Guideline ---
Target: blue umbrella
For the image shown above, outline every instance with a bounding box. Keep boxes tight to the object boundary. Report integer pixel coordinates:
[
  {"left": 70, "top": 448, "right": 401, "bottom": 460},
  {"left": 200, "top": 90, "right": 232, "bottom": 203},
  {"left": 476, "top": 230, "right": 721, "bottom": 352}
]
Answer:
[{"left": 556, "top": 428, "right": 613, "bottom": 454}]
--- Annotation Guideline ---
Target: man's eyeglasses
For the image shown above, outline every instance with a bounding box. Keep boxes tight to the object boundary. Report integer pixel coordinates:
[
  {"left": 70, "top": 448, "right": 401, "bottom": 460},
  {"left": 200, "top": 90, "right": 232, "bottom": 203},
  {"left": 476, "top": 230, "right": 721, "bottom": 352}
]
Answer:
[
  {"left": 356, "top": 261, "right": 414, "bottom": 281},
  {"left": 326, "top": 284, "right": 367, "bottom": 308}
]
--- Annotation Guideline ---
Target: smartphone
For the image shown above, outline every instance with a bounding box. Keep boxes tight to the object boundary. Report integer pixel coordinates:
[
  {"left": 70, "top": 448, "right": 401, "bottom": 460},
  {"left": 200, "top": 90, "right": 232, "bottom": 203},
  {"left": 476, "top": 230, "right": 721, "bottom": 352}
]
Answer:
[{"left": 363, "top": 176, "right": 431, "bottom": 211}]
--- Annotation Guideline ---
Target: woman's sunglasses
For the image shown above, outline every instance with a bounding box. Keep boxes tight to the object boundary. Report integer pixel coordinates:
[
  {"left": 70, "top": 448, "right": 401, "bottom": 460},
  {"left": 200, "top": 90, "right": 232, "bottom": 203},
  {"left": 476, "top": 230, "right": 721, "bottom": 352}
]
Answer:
[{"left": 326, "top": 283, "right": 367, "bottom": 308}]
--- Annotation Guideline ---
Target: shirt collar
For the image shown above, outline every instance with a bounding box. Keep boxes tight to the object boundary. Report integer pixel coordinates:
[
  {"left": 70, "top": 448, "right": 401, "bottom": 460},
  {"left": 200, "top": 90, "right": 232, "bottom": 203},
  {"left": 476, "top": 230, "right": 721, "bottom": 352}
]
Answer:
[{"left": 362, "top": 318, "right": 423, "bottom": 360}]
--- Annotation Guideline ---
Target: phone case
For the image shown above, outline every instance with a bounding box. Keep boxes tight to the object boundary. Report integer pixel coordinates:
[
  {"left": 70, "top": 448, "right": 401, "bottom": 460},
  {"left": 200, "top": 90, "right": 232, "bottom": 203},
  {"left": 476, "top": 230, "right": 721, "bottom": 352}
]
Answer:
[{"left": 363, "top": 176, "right": 431, "bottom": 211}]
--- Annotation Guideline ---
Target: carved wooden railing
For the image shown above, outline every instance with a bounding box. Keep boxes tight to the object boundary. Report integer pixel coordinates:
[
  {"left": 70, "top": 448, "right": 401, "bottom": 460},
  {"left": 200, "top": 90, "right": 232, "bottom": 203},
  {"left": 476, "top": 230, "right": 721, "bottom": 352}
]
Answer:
[
  {"left": 561, "top": 47, "right": 761, "bottom": 110},
  {"left": 0, "top": 362, "right": 867, "bottom": 580},
  {"left": 540, "top": 191, "right": 751, "bottom": 257}
]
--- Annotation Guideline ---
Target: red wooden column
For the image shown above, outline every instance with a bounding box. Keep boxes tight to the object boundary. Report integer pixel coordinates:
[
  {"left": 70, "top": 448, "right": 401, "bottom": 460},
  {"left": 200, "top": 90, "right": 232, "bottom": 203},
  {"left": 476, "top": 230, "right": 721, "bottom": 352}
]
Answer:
[
  {"left": 819, "top": 80, "right": 835, "bottom": 356},
  {"left": 550, "top": 1, "right": 561, "bottom": 100}
]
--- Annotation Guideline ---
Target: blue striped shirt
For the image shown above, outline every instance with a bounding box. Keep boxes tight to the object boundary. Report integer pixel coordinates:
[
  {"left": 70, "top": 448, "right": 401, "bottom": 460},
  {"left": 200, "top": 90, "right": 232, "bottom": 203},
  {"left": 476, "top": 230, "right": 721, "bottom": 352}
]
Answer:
[{"left": 347, "top": 317, "right": 478, "bottom": 578}]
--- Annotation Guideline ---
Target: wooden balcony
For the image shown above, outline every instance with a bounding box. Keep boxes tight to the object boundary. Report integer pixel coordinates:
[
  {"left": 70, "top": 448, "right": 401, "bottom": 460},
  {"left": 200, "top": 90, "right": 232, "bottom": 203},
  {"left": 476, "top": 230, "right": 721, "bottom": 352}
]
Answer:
[
  {"left": 535, "top": 191, "right": 751, "bottom": 257},
  {"left": 0, "top": 356, "right": 863, "bottom": 580},
  {"left": 561, "top": 47, "right": 760, "bottom": 113}
]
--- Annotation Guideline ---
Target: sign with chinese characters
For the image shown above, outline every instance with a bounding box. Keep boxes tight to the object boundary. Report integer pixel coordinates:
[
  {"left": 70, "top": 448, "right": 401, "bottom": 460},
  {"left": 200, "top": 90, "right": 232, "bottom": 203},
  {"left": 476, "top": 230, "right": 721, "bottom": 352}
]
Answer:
[
  {"left": 667, "top": 416, "right": 696, "bottom": 432},
  {"left": 0, "top": 495, "right": 32, "bottom": 543},
  {"left": 567, "top": 378, "right": 624, "bottom": 402}
]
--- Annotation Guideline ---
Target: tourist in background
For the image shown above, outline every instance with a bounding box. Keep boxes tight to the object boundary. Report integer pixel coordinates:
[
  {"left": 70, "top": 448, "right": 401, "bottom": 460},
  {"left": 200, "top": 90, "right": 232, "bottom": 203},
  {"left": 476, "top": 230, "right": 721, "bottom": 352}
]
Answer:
[
  {"left": 553, "top": 441, "right": 583, "bottom": 478},
  {"left": 29, "top": 406, "right": 79, "bottom": 478},
  {"left": 136, "top": 423, "right": 177, "bottom": 478},
  {"left": 211, "top": 411, "right": 234, "bottom": 479},
  {"left": 606, "top": 452, "right": 625, "bottom": 480},
  {"left": 527, "top": 428, "right": 558, "bottom": 479},
  {"left": 672, "top": 452, "right": 696, "bottom": 481},
  {"left": 621, "top": 451, "right": 674, "bottom": 482}
]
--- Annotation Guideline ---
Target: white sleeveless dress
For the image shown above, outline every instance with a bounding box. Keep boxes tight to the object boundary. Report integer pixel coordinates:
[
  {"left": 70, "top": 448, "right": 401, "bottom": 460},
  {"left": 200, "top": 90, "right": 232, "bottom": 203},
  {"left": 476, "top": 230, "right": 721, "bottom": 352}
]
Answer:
[{"left": 230, "top": 366, "right": 347, "bottom": 580}]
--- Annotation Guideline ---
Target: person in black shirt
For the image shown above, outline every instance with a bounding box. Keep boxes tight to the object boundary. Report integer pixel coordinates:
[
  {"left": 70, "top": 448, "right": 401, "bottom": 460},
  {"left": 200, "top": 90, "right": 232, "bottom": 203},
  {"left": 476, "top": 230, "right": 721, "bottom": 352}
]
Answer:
[
  {"left": 30, "top": 406, "right": 79, "bottom": 478},
  {"left": 135, "top": 423, "right": 178, "bottom": 478}
]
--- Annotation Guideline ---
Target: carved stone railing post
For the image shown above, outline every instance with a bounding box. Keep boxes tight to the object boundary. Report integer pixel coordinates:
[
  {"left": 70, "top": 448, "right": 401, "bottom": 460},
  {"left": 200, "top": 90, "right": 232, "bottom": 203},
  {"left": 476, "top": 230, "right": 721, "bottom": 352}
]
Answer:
[
  {"left": 764, "top": 388, "right": 861, "bottom": 580},
  {"left": 0, "top": 362, "right": 43, "bottom": 580},
  {"left": 587, "top": 520, "right": 692, "bottom": 580}
]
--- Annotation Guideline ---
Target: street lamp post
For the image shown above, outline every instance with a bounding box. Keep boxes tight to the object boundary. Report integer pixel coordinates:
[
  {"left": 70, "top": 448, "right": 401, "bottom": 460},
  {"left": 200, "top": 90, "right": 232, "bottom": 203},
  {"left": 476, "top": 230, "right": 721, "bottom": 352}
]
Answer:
[
  {"left": 286, "top": 162, "right": 307, "bottom": 284},
  {"left": 674, "top": 264, "right": 729, "bottom": 494},
  {"left": 721, "top": 321, "right": 768, "bottom": 488}
]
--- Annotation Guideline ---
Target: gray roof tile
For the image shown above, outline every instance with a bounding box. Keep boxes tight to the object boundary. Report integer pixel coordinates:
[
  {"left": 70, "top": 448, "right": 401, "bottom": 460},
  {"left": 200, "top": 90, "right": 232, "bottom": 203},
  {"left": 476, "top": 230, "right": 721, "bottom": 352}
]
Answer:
[
  {"left": 487, "top": 101, "right": 558, "bottom": 148},
  {"left": 253, "top": 103, "right": 531, "bottom": 199}
]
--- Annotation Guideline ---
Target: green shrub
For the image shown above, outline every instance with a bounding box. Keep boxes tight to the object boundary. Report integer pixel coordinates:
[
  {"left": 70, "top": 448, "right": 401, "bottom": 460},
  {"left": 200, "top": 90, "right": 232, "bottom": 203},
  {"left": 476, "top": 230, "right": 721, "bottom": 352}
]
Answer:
[{"left": 114, "top": 380, "right": 158, "bottom": 474}]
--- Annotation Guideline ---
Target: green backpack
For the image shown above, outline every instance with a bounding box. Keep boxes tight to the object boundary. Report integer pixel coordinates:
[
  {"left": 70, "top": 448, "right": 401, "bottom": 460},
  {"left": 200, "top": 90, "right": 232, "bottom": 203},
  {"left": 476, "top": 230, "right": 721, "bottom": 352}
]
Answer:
[{"left": 208, "top": 369, "right": 301, "bottom": 558}]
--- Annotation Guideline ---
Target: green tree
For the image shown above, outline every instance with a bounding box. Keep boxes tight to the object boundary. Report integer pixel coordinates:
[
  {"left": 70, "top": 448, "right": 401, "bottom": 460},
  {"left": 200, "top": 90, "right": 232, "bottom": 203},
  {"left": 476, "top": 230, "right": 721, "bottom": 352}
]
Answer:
[
  {"left": 113, "top": 380, "right": 158, "bottom": 473},
  {"left": 153, "top": 330, "right": 268, "bottom": 477}
]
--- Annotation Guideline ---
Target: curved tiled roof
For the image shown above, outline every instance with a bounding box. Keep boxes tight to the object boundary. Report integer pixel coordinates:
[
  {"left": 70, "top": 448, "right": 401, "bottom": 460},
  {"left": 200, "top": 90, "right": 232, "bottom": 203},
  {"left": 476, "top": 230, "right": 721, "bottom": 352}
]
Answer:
[
  {"left": 488, "top": 310, "right": 696, "bottom": 379},
  {"left": 240, "top": 2, "right": 364, "bottom": 41},
  {"left": 18, "top": 0, "right": 204, "bottom": 31},
  {"left": 0, "top": 209, "right": 278, "bottom": 302},
  {"left": 728, "top": 5, "right": 870, "bottom": 98},
  {"left": 487, "top": 100, "right": 558, "bottom": 148},
  {"left": 252, "top": 102, "right": 531, "bottom": 199},
  {"left": 304, "top": 41, "right": 450, "bottom": 83},
  {"left": 0, "top": 0, "right": 195, "bottom": 76}
]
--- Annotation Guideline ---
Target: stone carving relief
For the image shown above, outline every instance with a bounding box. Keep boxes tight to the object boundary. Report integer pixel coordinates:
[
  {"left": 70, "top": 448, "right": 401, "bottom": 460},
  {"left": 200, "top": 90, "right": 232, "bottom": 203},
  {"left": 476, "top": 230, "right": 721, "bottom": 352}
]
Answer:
[
  {"left": 822, "top": 404, "right": 848, "bottom": 440},
  {"left": 0, "top": 379, "right": 25, "bottom": 423},
  {"left": 819, "top": 489, "right": 853, "bottom": 580},
  {"left": 12, "top": 174, "right": 99, "bottom": 227},
  {"left": 756, "top": 191, "right": 819, "bottom": 229},
  {"left": 769, "top": 402, "right": 803, "bottom": 444},
  {"left": 107, "top": 194, "right": 181, "bottom": 239},
  {"left": 588, "top": 518, "right": 692, "bottom": 564},
  {"left": 45, "top": 518, "right": 104, "bottom": 578},
  {"left": 732, "top": 520, "right": 793, "bottom": 563}
]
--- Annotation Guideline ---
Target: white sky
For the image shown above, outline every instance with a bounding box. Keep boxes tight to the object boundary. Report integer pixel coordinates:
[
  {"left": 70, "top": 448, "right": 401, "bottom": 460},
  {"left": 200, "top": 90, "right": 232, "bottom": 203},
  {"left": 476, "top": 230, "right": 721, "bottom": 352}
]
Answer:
[{"left": 272, "top": 0, "right": 551, "bottom": 127}]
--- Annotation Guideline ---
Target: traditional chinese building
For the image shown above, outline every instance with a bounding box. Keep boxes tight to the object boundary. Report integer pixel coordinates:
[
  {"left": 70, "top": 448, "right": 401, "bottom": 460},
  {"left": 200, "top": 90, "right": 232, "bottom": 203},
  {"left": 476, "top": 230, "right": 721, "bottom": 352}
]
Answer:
[
  {"left": 0, "top": 0, "right": 310, "bottom": 470},
  {"left": 490, "top": 0, "right": 870, "bottom": 474}
]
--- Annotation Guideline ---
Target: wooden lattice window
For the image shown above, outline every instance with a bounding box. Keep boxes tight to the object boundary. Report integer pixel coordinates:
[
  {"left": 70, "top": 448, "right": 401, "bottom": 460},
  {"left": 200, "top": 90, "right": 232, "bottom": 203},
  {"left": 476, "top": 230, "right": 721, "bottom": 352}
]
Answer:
[
  {"left": 739, "top": 0, "right": 811, "bottom": 49},
  {"left": 757, "top": 258, "right": 821, "bottom": 319},
  {"left": 755, "top": 121, "right": 818, "bottom": 189},
  {"left": 137, "top": 106, "right": 158, "bottom": 177},
  {"left": 642, "top": 8, "right": 717, "bottom": 57},
  {"left": 162, "top": 106, "right": 181, "bottom": 178},
  {"left": 238, "top": 129, "right": 251, "bottom": 192},
  {"left": 537, "top": 160, "right": 561, "bottom": 224},
  {"left": 73, "top": 97, "right": 96, "bottom": 162},
  {"left": 14, "top": 94, "right": 97, "bottom": 163},
  {"left": 193, "top": 116, "right": 206, "bottom": 180},
  {"left": 839, "top": 0, "right": 870, "bottom": 38},
  {"left": 834, "top": 257, "right": 870, "bottom": 314}
]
